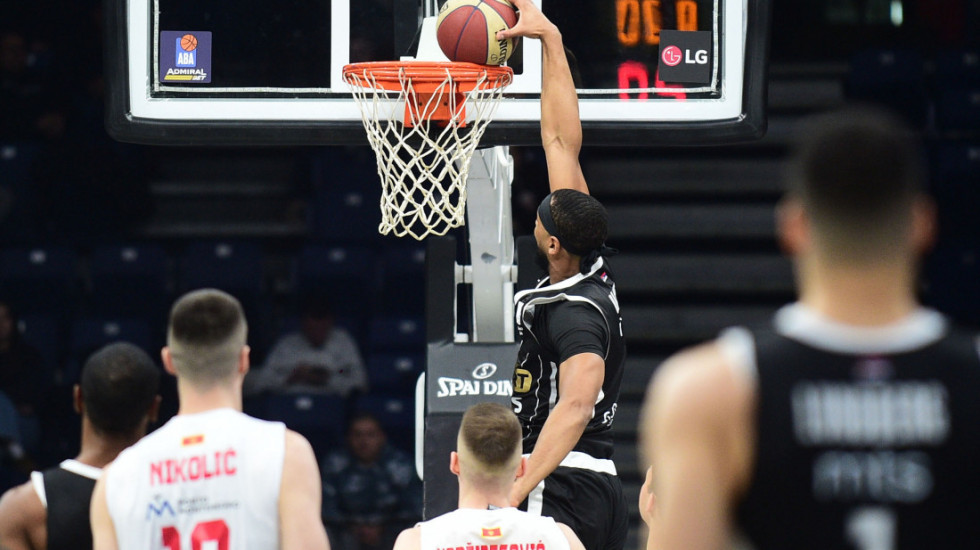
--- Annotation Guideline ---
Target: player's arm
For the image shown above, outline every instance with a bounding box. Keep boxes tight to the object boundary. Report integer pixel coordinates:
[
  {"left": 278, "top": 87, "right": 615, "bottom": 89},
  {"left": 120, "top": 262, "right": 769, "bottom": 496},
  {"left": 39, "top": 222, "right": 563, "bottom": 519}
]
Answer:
[
  {"left": 391, "top": 526, "right": 421, "bottom": 550},
  {"left": 509, "top": 351, "right": 604, "bottom": 506},
  {"left": 90, "top": 473, "right": 119, "bottom": 550},
  {"left": 498, "top": 0, "right": 588, "bottom": 195},
  {"left": 556, "top": 523, "right": 586, "bottom": 550},
  {"left": 280, "top": 430, "right": 330, "bottom": 550},
  {"left": 0, "top": 482, "right": 44, "bottom": 550},
  {"left": 639, "top": 343, "right": 755, "bottom": 550}
]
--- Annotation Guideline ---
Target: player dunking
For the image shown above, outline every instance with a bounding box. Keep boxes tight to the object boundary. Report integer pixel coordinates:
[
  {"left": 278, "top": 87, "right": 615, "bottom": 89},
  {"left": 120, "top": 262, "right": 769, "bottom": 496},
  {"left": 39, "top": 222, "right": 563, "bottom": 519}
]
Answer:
[
  {"left": 496, "top": 3, "right": 628, "bottom": 550},
  {"left": 640, "top": 107, "right": 980, "bottom": 549},
  {"left": 90, "top": 289, "right": 330, "bottom": 550},
  {"left": 392, "top": 403, "right": 585, "bottom": 550},
  {"left": 0, "top": 343, "right": 160, "bottom": 550}
]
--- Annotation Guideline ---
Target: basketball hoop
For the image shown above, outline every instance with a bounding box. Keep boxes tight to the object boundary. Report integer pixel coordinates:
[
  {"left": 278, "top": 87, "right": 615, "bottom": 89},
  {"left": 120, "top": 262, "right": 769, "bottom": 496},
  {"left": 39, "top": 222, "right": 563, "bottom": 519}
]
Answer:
[{"left": 343, "top": 61, "right": 513, "bottom": 240}]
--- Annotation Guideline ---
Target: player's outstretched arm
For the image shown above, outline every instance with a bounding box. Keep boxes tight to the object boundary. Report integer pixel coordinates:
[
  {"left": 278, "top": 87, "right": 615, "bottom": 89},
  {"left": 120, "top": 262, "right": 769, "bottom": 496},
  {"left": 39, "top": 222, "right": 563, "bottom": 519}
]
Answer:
[
  {"left": 90, "top": 473, "right": 119, "bottom": 550},
  {"left": 639, "top": 343, "right": 754, "bottom": 550},
  {"left": 509, "top": 351, "right": 604, "bottom": 506},
  {"left": 392, "top": 526, "right": 421, "bottom": 550},
  {"left": 0, "top": 481, "right": 44, "bottom": 550},
  {"left": 280, "top": 430, "right": 330, "bottom": 550},
  {"left": 497, "top": 0, "right": 588, "bottom": 195}
]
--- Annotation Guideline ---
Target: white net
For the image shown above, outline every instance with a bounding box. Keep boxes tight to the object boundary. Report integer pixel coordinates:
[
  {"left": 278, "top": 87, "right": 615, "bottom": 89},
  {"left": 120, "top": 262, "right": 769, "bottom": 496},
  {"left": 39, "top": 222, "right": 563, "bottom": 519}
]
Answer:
[{"left": 344, "top": 63, "right": 512, "bottom": 240}]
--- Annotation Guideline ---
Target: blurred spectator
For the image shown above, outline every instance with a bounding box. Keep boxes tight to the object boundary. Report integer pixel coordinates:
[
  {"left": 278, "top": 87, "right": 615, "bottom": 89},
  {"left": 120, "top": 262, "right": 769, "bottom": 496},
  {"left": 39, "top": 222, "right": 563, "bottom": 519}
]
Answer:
[
  {"left": 0, "top": 301, "right": 45, "bottom": 457},
  {"left": 247, "top": 294, "right": 367, "bottom": 398},
  {"left": 321, "top": 412, "right": 422, "bottom": 550},
  {"left": 0, "top": 389, "right": 30, "bottom": 492}
]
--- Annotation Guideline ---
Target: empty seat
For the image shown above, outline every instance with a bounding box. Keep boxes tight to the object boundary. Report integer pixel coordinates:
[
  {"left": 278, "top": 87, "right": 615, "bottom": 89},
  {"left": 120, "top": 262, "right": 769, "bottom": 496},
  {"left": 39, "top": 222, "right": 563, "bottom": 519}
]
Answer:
[
  {"left": 366, "top": 353, "right": 424, "bottom": 396},
  {"left": 379, "top": 245, "right": 426, "bottom": 314},
  {"left": 310, "top": 186, "right": 383, "bottom": 245},
  {"left": 17, "top": 314, "right": 62, "bottom": 384},
  {"left": 368, "top": 315, "right": 425, "bottom": 352},
  {"left": 65, "top": 317, "right": 154, "bottom": 383},
  {"left": 0, "top": 247, "right": 78, "bottom": 319},
  {"left": 934, "top": 48, "right": 980, "bottom": 90},
  {"left": 262, "top": 393, "right": 347, "bottom": 458},
  {"left": 179, "top": 241, "right": 264, "bottom": 295},
  {"left": 294, "top": 245, "right": 377, "bottom": 319},
  {"left": 89, "top": 244, "right": 170, "bottom": 318},
  {"left": 935, "top": 89, "right": 980, "bottom": 134},
  {"left": 845, "top": 48, "right": 927, "bottom": 126},
  {"left": 933, "top": 141, "right": 980, "bottom": 181}
]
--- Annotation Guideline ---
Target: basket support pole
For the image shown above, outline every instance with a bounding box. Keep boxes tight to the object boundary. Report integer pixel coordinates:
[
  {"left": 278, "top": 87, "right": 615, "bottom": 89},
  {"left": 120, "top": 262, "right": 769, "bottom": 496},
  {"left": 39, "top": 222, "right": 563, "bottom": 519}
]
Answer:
[{"left": 458, "top": 145, "right": 516, "bottom": 343}]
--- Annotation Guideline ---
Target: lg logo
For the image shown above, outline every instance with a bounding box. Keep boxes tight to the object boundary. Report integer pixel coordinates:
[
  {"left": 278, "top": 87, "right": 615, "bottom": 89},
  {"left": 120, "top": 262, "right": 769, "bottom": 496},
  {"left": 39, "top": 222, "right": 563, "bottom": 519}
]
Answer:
[{"left": 661, "top": 45, "right": 708, "bottom": 66}]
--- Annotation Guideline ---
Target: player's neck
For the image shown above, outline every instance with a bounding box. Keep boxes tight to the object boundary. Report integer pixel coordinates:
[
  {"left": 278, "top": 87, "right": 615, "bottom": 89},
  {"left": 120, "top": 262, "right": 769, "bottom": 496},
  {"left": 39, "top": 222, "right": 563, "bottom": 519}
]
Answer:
[
  {"left": 76, "top": 417, "right": 142, "bottom": 469},
  {"left": 798, "top": 258, "right": 919, "bottom": 326},
  {"left": 457, "top": 482, "right": 511, "bottom": 510},
  {"left": 548, "top": 258, "right": 580, "bottom": 284},
  {"left": 176, "top": 378, "right": 243, "bottom": 415}
]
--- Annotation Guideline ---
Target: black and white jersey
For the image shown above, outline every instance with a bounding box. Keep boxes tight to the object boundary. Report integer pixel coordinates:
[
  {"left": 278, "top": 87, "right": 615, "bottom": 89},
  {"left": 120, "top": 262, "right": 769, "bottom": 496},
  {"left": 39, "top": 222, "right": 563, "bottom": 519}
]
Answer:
[
  {"left": 729, "top": 304, "right": 980, "bottom": 549},
  {"left": 31, "top": 459, "right": 101, "bottom": 550},
  {"left": 512, "top": 257, "right": 626, "bottom": 460}
]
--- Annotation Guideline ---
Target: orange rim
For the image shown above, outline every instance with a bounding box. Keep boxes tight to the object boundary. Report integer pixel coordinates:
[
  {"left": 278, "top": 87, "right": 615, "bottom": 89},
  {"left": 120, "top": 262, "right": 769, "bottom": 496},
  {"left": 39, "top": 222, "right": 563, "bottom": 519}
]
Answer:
[{"left": 343, "top": 61, "right": 513, "bottom": 93}]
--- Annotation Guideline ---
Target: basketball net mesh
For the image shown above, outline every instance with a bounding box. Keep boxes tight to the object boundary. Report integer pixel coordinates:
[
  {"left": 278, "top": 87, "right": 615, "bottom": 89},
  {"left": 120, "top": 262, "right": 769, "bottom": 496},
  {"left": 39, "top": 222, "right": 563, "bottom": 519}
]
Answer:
[{"left": 344, "top": 63, "right": 512, "bottom": 240}]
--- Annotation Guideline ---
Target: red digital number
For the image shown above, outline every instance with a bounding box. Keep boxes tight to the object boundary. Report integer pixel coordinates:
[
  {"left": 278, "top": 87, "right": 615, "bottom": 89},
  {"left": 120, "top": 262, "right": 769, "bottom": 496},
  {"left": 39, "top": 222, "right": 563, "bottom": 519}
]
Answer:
[{"left": 161, "top": 520, "right": 230, "bottom": 550}]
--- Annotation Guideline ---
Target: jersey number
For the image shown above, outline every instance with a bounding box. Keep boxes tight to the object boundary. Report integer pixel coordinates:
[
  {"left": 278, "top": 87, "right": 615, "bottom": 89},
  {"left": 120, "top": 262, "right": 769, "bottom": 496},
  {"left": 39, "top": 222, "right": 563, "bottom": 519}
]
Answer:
[
  {"left": 846, "top": 507, "right": 896, "bottom": 550},
  {"left": 162, "top": 519, "right": 230, "bottom": 550}
]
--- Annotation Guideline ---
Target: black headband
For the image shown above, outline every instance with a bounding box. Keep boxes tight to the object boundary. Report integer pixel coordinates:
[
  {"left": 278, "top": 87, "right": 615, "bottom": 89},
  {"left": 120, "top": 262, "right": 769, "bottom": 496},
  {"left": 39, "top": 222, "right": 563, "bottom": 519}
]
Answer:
[{"left": 538, "top": 193, "right": 586, "bottom": 256}]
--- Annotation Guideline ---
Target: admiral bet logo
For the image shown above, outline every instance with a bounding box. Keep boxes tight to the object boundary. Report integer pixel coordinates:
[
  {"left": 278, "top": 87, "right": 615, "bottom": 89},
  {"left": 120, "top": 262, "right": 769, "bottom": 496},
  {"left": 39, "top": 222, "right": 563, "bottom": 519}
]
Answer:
[{"left": 658, "top": 30, "right": 712, "bottom": 84}]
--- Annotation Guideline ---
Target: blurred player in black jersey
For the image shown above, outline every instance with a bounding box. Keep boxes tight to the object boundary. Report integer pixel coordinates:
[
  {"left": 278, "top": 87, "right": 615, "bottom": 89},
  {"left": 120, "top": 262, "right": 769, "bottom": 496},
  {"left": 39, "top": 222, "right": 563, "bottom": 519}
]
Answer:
[
  {"left": 639, "top": 106, "right": 980, "bottom": 550},
  {"left": 497, "top": 3, "right": 628, "bottom": 550},
  {"left": 0, "top": 342, "right": 160, "bottom": 550}
]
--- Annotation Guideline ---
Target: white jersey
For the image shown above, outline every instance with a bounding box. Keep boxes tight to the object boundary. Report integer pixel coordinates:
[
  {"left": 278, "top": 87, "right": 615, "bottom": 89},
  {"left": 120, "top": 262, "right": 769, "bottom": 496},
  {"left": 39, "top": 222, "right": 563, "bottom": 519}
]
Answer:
[
  {"left": 419, "top": 507, "right": 571, "bottom": 550},
  {"left": 105, "top": 408, "right": 286, "bottom": 550}
]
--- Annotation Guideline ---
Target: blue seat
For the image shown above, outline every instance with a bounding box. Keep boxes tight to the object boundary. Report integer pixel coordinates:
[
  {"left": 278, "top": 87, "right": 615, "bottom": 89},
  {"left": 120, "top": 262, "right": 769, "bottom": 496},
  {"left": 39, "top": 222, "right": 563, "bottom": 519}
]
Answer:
[
  {"left": 180, "top": 241, "right": 265, "bottom": 295},
  {"left": 294, "top": 245, "right": 377, "bottom": 318},
  {"left": 0, "top": 247, "right": 78, "bottom": 319},
  {"left": 380, "top": 245, "right": 426, "bottom": 314},
  {"left": 65, "top": 317, "right": 154, "bottom": 383},
  {"left": 846, "top": 48, "right": 927, "bottom": 126},
  {"left": 263, "top": 393, "right": 347, "bottom": 458},
  {"left": 924, "top": 243, "right": 980, "bottom": 325},
  {"left": 310, "top": 186, "right": 383, "bottom": 245},
  {"left": 0, "top": 143, "right": 40, "bottom": 188},
  {"left": 933, "top": 141, "right": 980, "bottom": 181},
  {"left": 89, "top": 244, "right": 170, "bottom": 318},
  {"left": 934, "top": 48, "right": 980, "bottom": 90},
  {"left": 368, "top": 315, "right": 425, "bottom": 352},
  {"left": 366, "top": 353, "right": 424, "bottom": 396},
  {"left": 355, "top": 394, "right": 415, "bottom": 453},
  {"left": 935, "top": 89, "right": 980, "bottom": 134}
]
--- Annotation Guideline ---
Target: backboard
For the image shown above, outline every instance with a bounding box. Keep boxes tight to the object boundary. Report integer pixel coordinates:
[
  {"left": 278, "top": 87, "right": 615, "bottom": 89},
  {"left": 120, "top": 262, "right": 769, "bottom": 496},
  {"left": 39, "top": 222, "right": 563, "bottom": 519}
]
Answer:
[{"left": 104, "top": 0, "right": 772, "bottom": 146}]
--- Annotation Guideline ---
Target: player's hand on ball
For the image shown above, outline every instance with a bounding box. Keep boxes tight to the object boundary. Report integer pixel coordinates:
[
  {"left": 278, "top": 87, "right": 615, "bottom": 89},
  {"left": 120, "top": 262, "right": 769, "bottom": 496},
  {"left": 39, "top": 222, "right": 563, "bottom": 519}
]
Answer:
[{"left": 496, "top": 0, "right": 557, "bottom": 41}]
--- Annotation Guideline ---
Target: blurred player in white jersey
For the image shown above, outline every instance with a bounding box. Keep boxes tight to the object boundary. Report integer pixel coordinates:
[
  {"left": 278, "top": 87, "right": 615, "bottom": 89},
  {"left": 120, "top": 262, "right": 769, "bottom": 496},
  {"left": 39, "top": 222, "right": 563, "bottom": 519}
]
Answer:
[
  {"left": 90, "top": 288, "right": 329, "bottom": 550},
  {"left": 393, "top": 402, "right": 585, "bottom": 550}
]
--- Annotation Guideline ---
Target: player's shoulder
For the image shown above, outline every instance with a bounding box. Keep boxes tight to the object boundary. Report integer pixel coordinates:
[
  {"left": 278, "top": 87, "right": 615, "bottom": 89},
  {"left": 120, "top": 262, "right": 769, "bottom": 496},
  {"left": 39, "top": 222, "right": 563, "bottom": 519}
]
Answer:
[
  {"left": 648, "top": 339, "right": 755, "bottom": 423},
  {"left": 0, "top": 477, "right": 45, "bottom": 531},
  {"left": 392, "top": 525, "right": 421, "bottom": 550},
  {"left": 555, "top": 522, "right": 586, "bottom": 550}
]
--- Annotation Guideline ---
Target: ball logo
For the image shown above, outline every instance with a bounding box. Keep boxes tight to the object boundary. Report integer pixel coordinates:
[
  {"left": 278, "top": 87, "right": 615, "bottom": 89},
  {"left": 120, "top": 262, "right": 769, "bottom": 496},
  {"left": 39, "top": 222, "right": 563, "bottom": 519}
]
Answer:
[
  {"left": 472, "top": 362, "right": 498, "bottom": 380},
  {"left": 661, "top": 46, "right": 683, "bottom": 67}
]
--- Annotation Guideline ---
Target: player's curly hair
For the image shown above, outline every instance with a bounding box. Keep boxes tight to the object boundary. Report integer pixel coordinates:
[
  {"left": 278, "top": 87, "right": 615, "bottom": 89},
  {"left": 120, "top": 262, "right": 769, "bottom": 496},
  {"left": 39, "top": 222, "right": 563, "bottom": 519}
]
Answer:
[
  {"left": 550, "top": 189, "right": 608, "bottom": 256},
  {"left": 82, "top": 342, "right": 159, "bottom": 436}
]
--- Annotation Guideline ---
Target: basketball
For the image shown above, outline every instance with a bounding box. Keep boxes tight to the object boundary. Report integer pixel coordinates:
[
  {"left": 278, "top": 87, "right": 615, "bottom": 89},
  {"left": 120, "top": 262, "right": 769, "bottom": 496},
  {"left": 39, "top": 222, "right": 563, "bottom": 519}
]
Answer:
[
  {"left": 180, "top": 34, "right": 198, "bottom": 51},
  {"left": 436, "top": 0, "right": 518, "bottom": 66}
]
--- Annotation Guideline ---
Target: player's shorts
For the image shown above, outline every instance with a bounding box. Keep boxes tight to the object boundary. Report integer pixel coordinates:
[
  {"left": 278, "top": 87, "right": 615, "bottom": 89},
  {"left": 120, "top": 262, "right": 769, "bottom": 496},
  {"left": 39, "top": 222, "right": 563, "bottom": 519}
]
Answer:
[{"left": 521, "top": 465, "right": 629, "bottom": 550}]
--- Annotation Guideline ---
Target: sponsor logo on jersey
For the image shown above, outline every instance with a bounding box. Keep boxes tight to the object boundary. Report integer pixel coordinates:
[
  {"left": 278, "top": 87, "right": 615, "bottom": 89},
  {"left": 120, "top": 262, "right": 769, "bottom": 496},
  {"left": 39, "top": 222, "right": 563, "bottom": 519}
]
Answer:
[
  {"left": 182, "top": 434, "right": 204, "bottom": 446},
  {"left": 145, "top": 495, "right": 240, "bottom": 520},
  {"left": 146, "top": 496, "right": 176, "bottom": 519},
  {"left": 435, "top": 543, "right": 548, "bottom": 550},
  {"left": 512, "top": 368, "right": 533, "bottom": 394},
  {"left": 481, "top": 527, "right": 503, "bottom": 538},
  {"left": 150, "top": 448, "right": 237, "bottom": 485}
]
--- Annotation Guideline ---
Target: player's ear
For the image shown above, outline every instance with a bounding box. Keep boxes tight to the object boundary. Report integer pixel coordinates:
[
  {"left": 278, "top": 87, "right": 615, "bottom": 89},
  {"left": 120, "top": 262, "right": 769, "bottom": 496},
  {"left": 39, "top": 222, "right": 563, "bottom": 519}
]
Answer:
[
  {"left": 910, "top": 195, "right": 937, "bottom": 255},
  {"left": 161, "top": 347, "right": 177, "bottom": 376},
  {"left": 514, "top": 456, "right": 528, "bottom": 479},
  {"left": 73, "top": 384, "right": 83, "bottom": 415},
  {"left": 238, "top": 345, "right": 250, "bottom": 376},
  {"left": 450, "top": 451, "right": 460, "bottom": 477},
  {"left": 776, "top": 197, "right": 809, "bottom": 256},
  {"left": 547, "top": 235, "right": 561, "bottom": 256},
  {"left": 148, "top": 395, "right": 162, "bottom": 424}
]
